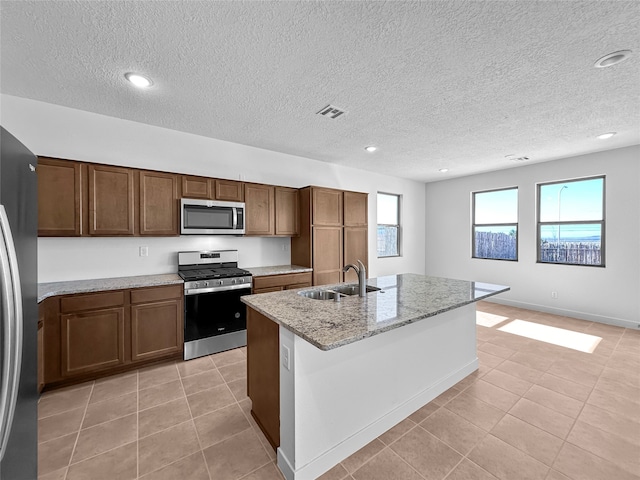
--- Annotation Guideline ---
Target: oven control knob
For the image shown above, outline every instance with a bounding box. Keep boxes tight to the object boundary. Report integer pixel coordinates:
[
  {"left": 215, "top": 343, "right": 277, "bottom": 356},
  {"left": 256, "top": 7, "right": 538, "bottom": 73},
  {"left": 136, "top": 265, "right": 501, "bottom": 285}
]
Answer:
[
  {"left": 193, "top": 282, "right": 200, "bottom": 288},
  {"left": 218, "top": 280, "right": 223, "bottom": 286},
  {"left": 238, "top": 278, "right": 244, "bottom": 283},
  {"left": 231, "top": 279, "right": 237, "bottom": 285},
  {"left": 204, "top": 281, "right": 209, "bottom": 287}
]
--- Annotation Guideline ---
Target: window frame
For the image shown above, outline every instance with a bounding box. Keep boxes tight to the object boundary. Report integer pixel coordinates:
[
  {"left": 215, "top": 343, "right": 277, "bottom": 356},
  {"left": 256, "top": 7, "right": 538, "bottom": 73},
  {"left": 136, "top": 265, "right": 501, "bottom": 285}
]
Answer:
[
  {"left": 377, "top": 192, "right": 401, "bottom": 258},
  {"left": 471, "top": 186, "right": 519, "bottom": 261},
  {"left": 536, "top": 175, "right": 606, "bottom": 267}
]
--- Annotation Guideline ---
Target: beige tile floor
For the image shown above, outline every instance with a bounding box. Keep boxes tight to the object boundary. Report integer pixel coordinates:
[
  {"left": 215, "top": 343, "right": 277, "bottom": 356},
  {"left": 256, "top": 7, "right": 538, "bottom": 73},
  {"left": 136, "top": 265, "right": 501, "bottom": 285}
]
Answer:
[{"left": 37, "top": 301, "right": 640, "bottom": 480}]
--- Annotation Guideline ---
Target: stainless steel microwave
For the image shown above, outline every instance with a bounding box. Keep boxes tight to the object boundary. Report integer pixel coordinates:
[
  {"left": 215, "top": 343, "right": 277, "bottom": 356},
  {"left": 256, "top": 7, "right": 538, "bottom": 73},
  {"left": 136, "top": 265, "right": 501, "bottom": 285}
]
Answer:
[{"left": 181, "top": 198, "right": 245, "bottom": 235}]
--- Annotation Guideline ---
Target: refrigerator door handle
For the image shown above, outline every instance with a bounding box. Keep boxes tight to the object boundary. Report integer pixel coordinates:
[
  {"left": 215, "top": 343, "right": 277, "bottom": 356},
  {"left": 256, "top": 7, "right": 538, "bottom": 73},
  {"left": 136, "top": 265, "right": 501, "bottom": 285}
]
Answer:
[{"left": 0, "top": 204, "right": 23, "bottom": 463}]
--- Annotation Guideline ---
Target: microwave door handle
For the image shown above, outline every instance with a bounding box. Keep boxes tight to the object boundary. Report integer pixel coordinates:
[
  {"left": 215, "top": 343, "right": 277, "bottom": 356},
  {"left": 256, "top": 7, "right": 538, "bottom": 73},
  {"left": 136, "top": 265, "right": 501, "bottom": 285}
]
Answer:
[
  {"left": 0, "top": 205, "right": 23, "bottom": 462},
  {"left": 232, "top": 207, "right": 238, "bottom": 230}
]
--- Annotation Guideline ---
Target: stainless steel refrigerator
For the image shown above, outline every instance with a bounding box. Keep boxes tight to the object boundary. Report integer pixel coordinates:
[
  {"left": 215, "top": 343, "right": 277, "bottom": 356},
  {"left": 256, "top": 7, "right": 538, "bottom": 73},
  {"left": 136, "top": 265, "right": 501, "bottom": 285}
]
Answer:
[{"left": 0, "top": 126, "right": 38, "bottom": 480}]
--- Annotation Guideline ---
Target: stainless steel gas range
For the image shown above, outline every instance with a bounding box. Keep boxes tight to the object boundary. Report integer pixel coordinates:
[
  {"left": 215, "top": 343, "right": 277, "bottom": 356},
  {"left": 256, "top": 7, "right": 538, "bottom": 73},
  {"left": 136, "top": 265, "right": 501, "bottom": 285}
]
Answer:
[{"left": 178, "top": 250, "right": 252, "bottom": 360}]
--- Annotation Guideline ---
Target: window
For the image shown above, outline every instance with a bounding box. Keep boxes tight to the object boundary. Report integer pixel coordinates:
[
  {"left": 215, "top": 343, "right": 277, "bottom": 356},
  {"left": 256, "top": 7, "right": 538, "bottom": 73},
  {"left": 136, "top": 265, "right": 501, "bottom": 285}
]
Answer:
[
  {"left": 537, "top": 176, "right": 605, "bottom": 266},
  {"left": 472, "top": 187, "right": 518, "bottom": 260},
  {"left": 377, "top": 193, "right": 400, "bottom": 257}
]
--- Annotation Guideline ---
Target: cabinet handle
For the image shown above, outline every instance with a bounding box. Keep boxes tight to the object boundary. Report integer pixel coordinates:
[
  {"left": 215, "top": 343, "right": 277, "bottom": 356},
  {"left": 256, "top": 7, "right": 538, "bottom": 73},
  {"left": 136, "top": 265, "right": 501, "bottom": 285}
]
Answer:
[{"left": 0, "top": 205, "right": 23, "bottom": 462}]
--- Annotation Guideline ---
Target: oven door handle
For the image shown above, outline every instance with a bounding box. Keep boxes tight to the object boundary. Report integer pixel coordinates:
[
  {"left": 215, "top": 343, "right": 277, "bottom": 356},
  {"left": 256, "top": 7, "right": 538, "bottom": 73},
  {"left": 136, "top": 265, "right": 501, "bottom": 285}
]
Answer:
[{"left": 184, "top": 283, "right": 252, "bottom": 296}]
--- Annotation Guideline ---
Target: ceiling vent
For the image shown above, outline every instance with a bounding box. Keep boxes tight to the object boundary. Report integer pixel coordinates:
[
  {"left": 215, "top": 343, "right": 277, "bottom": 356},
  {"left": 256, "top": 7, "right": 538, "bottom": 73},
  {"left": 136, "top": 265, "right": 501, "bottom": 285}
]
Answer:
[{"left": 316, "top": 105, "right": 346, "bottom": 119}]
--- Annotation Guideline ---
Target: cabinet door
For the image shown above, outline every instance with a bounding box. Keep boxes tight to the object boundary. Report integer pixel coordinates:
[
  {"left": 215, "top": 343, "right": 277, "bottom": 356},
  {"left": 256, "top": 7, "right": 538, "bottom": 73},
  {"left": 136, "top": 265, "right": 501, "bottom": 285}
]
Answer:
[
  {"left": 215, "top": 179, "right": 244, "bottom": 202},
  {"left": 344, "top": 191, "right": 368, "bottom": 227},
  {"left": 140, "top": 170, "right": 179, "bottom": 235},
  {"left": 61, "top": 307, "right": 126, "bottom": 377},
  {"left": 131, "top": 299, "right": 183, "bottom": 362},
  {"left": 181, "top": 175, "right": 212, "bottom": 199},
  {"left": 344, "top": 226, "right": 368, "bottom": 283},
  {"left": 312, "top": 188, "right": 343, "bottom": 226},
  {"left": 88, "top": 164, "right": 135, "bottom": 235},
  {"left": 245, "top": 183, "right": 275, "bottom": 235},
  {"left": 312, "top": 226, "right": 343, "bottom": 285},
  {"left": 37, "top": 157, "right": 83, "bottom": 236},
  {"left": 275, "top": 187, "right": 299, "bottom": 236}
]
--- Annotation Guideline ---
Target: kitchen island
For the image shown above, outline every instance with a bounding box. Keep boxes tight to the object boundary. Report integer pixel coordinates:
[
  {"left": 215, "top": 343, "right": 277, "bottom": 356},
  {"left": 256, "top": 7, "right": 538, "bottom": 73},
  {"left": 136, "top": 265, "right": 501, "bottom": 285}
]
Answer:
[{"left": 242, "top": 273, "right": 509, "bottom": 480}]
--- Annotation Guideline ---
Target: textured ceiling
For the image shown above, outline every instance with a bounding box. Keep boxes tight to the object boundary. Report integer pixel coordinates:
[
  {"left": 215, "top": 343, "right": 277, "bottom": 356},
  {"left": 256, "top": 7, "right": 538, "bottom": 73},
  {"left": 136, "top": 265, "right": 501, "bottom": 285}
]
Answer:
[{"left": 1, "top": 0, "right": 639, "bottom": 182}]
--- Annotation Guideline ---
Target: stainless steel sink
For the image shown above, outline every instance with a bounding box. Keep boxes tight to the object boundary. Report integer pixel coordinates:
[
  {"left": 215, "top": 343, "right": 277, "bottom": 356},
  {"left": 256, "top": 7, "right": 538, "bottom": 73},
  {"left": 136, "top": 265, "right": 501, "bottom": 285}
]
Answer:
[
  {"left": 331, "top": 284, "right": 381, "bottom": 296},
  {"left": 297, "top": 290, "right": 341, "bottom": 300},
  {"left": 297, "top": 284, "right": 381, "bottom": 300}
]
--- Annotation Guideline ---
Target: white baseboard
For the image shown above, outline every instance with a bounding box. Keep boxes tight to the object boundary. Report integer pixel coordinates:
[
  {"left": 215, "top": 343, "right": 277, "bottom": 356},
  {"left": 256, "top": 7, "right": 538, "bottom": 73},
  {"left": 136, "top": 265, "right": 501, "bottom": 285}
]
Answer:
[
  {"left": 484, "top": 298, "right": 638, "bottom": 330},
  {"left": 277, "top": 359, "right": 478, "bottom": 480}
]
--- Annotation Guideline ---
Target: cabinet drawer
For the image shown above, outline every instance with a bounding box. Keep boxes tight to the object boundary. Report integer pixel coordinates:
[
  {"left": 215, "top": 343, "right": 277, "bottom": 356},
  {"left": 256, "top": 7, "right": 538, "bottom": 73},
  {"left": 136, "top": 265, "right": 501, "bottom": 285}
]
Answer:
[
  {"left": 61, "top": 291, "right": 125, "bottom": 313},
  {"left": 131, "top": 284, "right": 182, "bottom": 304},
  {"left": 253, "top": 272, "right": 312, "bottom": 290}
]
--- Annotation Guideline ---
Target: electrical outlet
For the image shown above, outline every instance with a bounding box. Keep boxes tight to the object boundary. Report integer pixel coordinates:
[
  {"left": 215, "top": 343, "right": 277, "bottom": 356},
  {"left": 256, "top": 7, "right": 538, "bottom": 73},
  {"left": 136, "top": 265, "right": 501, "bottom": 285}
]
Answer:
[
  {"left": 551, "top": 291, "right": 558, "bottom": 299},
  {"left": 139, "top": 246, "right": 149, "bottom": 257},
  {"left": 282, "top": 345, "right": 290, "bottom": 370}
]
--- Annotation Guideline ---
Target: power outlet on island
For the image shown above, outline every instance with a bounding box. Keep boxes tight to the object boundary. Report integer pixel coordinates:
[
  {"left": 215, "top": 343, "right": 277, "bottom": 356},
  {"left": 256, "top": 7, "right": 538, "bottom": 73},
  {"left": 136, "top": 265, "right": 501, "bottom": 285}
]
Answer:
[
  {"left": 282, "top": 345, "right": 291, "bottom": 370},
  {"left": 551, "top": 291, "right": 558, "bottom": 299}
]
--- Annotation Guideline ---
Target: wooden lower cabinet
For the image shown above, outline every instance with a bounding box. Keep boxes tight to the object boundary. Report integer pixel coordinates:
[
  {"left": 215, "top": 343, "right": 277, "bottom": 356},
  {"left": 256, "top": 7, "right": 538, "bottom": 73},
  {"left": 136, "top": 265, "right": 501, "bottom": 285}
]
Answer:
[
  {"left": 247, "top": 307, "right": 280, "bottom": 449},
  {"left": 41, "top": 284, "right": 184, "bottom": 389},
  {"left": 131, "top": 285, "right": 183, "bottom": 362},
  {"left": 61, "top": 307, "right": 126, "bottom": 377},
  {"left": 252, "top": 272, "right": 312, "bottom": 294}
]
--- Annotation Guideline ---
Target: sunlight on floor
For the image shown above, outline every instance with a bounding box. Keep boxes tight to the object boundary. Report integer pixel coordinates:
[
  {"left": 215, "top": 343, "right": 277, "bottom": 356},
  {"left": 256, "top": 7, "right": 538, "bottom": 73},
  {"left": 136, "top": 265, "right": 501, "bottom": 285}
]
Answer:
[
  {"left": 498, "top": 319, "right": 602, "bottom": 353},
  {"left": 476, "top": 311, "right": 509, "bottom": 327}
]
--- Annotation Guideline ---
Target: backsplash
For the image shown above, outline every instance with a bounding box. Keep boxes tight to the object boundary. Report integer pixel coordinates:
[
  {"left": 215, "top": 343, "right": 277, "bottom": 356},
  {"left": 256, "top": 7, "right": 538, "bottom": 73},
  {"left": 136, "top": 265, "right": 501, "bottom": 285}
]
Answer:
[{"left": 38, "top": 236, "right": 291, "bottom": 283}]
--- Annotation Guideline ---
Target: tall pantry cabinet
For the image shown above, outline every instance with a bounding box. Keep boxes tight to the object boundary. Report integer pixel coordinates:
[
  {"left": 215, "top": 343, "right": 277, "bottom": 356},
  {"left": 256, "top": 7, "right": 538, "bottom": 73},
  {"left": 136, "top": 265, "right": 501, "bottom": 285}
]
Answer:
[{"left": 292, "top": 187, "right": 368, "bottom": 286}]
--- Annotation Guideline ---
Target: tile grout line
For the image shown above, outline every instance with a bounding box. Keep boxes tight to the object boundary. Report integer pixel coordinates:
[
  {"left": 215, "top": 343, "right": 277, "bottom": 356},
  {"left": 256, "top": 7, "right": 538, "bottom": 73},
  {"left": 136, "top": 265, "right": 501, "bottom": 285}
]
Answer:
[
  {"left": 178, "top": 355, "right": 215, "bottom": 480},
  {"left": 62, "top": 381, "right": 95, "bottom": 480}
]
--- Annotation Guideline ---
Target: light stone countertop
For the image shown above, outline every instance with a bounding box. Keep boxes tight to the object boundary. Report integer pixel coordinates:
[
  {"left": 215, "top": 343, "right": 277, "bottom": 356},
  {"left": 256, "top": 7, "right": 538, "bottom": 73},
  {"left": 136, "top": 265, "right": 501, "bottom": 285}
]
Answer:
[
  {"left": 242, "top": 273, "right": 509, "bottom": 350},
  {"left": 38, "top": 274, "right": 183, "bottom": 303},
  {"left": 245, "top": 265, "right": 312, "bottom": 277}
]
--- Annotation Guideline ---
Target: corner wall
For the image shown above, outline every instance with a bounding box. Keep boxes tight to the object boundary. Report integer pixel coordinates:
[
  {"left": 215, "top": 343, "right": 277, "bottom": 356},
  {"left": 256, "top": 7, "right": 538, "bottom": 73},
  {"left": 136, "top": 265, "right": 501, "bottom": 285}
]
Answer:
[
  {"left": 0, "top": 94, "right": 426, "bottom": 282},
  {"left": 425, "top": 146, "right": 640, "bottom": 327}
]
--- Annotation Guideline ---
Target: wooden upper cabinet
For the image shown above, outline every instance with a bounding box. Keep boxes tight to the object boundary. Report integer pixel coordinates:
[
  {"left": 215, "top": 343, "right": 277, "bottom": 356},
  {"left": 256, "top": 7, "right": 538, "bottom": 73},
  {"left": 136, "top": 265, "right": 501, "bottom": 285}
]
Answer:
[
  {"left": 312, "top": 188, "right": 343, "bottom": 226},
  {"left": 245, "top": 183, "right": 275, "bottom": 236},
  {"left": 344, "top": 191, "right": 368, "bottom": 227},
  {"left": 140, "top": 171, "right": 179, "bottom": 236},
  {"left": 215, "top": 179, "right": 244, "bottom": 202},
  {"left": 88, "top": 164, "right": 135, "bottom": 235},
  {"left": 37, "top": 157, "right": 83, "bottom": 236},
  {"left": 181, "top": 175, "right": 211, "bottom": 199},
  {"left": 275, "top": 187, "right": 299, "bottom": 236}
]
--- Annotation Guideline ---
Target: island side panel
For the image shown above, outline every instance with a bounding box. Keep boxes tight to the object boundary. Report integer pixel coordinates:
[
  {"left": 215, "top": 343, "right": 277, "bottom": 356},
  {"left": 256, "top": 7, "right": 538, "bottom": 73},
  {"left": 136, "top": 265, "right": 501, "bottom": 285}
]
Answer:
[
  {"left": 280, "top": 303, "right": 478, "bottom": 480},
  {"left": 246, "top": 307, "right": 280, "bottom": 449}
]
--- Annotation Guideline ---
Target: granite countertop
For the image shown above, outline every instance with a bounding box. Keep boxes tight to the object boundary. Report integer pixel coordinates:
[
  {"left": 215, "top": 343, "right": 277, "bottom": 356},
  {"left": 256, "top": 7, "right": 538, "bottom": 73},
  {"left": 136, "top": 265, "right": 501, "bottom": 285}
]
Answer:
[
  {"left": 242, "top": 273, "right": 509, "bottom": 351},
  {"left": 245, "top": 265, "right": 313, "bottom": 277},
  {"left": 38, "top": 274, "right": 183, "bottom": 303}
]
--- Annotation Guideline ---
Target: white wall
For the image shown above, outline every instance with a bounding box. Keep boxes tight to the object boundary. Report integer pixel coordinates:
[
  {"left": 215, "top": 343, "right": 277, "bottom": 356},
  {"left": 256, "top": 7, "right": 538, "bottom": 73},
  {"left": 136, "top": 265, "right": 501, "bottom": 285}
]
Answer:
[
  {"left": 425, "top": 146, "right": 640, "bottom": 328},
  {"left": 0, "top": 94, "right": 426, "bottom": 282}
]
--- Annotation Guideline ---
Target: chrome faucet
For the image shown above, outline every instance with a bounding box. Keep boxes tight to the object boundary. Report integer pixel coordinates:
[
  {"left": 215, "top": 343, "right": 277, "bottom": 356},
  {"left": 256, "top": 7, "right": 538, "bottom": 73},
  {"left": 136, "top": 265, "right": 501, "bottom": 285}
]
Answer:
[{"left": 343, "top": 260, "right": 367, "bottom": 297}]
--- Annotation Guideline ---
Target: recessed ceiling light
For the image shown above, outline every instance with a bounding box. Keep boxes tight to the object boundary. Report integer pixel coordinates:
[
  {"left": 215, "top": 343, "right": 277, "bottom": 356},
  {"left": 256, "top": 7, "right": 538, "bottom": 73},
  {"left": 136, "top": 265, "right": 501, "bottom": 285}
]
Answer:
[
  {"left": 364, "top": 146, "right": 377, "bottom": 153},
  {"left": 439, "top": 168, "right": 449, "bottom": 173},
  {"left": 596, "top": 132, "right": 616, "bottom": 140},
  {"left": 594, "top": 50, "right": 632, "bottom": 68},
  {"left": 125, "top": 72, "right": 153, "bottom": 88}
]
